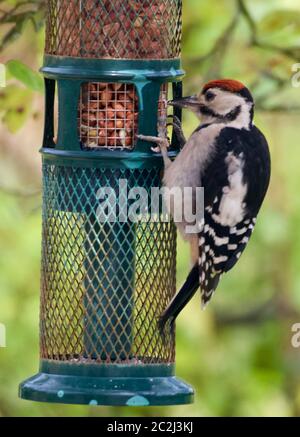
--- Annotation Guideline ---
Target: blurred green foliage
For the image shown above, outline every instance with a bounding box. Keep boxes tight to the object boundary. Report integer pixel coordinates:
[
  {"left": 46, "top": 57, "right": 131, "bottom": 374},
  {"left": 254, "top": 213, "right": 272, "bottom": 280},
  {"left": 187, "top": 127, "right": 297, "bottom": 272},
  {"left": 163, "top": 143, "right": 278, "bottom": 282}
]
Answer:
[{"left": 1, "top": 0, "right": 300, "bottom": 417}]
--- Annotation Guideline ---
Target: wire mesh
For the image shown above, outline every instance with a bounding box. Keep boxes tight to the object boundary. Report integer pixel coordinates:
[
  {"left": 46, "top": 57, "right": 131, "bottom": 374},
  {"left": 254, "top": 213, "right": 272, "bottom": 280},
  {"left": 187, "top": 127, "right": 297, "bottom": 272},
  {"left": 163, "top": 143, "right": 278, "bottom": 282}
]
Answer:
[
  {"left": 78, "top": 82, "right": 168, "bottom": 150},
  {"left": 40, "top": 164, "right": 177, "bottom": 364},
  {"left": 45, "top": 0, "right": 182, "bottom": 59}
]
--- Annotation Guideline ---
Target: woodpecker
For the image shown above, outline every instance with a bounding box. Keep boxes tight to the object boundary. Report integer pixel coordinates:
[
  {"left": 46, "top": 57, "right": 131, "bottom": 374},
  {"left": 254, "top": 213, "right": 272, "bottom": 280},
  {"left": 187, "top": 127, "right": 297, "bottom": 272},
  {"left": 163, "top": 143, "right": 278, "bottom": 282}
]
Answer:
[{"left": 138, "top": 79, "right": 271, "bottom": 331}]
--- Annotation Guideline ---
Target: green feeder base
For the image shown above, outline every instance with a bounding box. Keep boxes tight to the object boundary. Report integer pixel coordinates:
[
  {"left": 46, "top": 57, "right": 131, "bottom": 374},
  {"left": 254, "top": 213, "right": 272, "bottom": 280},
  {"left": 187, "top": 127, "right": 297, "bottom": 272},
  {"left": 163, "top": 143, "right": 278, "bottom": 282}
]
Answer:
[{"left": 19, "top": 362, "right": 194, "bottom": 406}]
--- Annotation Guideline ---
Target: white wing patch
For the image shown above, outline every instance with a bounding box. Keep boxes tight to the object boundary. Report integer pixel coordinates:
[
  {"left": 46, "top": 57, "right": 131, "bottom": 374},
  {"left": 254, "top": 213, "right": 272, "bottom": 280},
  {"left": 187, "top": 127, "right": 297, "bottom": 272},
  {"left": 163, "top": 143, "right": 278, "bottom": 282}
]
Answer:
[
  {"left": 216, "top": 152, "right": 248, "bottom": 227},
  {"left": 213, "top": 255, "right": 228, "bottom": 264}
]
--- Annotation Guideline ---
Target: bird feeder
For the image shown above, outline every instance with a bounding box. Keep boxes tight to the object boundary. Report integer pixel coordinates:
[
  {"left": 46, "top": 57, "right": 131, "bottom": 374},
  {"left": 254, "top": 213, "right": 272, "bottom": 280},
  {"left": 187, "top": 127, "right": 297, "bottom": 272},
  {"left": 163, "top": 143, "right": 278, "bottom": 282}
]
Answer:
[{"left": 20, "top": 0, "right": 194, "bottom": 406}]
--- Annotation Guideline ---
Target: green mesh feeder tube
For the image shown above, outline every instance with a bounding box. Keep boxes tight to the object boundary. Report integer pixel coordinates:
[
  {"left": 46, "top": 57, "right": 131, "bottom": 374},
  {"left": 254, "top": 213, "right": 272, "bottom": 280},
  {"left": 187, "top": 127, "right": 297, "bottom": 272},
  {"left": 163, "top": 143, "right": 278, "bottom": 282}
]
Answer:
[{"left": 20, "top": 0, "right": 194, "bottom": 406}]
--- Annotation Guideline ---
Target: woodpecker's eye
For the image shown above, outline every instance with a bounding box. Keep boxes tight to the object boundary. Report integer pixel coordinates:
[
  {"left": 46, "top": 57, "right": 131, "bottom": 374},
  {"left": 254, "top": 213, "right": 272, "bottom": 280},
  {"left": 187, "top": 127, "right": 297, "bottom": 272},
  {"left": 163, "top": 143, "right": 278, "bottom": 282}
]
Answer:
[{"left": 205, "top": 91, "right": 216, "bottom": 102}]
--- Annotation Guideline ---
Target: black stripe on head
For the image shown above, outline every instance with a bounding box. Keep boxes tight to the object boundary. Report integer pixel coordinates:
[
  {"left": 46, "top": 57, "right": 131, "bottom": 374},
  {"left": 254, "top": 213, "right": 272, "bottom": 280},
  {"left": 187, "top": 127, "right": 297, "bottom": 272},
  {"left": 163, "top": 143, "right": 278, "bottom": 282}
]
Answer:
[
  {"left": 199, "top": 105, "right": 219, "bottom": 119},
  {"left": 225, "top": 105, "right": 241, "bottom": 121},
  {"left": 237, "top": 88, "right": 254, "bottom": 123},
  {"left": 237, "top": 87, "right": 254, "bottom": 104},
  {"left": 199, "top": 104, "right": 242, "bottom": 122}
]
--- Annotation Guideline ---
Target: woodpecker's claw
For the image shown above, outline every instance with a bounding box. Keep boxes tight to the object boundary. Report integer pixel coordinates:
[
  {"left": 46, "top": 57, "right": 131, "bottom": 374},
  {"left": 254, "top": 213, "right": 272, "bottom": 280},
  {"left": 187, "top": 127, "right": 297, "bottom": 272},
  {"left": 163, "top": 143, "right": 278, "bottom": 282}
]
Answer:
[
  {"left": 167, "top": 115, "right": 186, "bottom": 148},
  {"left": 167, "top": 114, "right": 181, "bottom": 124},
  {"left": 137, "top": 134, "right": 171, "bottom": 168}
]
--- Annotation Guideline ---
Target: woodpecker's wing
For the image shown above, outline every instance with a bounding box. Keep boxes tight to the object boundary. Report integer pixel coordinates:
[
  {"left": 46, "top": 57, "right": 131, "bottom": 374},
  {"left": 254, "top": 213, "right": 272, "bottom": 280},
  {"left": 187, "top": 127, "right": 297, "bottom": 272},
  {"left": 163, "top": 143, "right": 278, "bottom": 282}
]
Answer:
[{"left": 198, "top": 126, "right": 271, "bottom": 306}]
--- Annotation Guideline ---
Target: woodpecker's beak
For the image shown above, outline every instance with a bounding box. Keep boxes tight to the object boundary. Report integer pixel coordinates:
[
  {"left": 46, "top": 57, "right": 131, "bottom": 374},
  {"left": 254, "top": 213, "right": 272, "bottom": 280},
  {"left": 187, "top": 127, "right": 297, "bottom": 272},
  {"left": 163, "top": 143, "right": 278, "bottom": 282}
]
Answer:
[{"left": 168, "top": 95, "right": 201, "bottom": 109}]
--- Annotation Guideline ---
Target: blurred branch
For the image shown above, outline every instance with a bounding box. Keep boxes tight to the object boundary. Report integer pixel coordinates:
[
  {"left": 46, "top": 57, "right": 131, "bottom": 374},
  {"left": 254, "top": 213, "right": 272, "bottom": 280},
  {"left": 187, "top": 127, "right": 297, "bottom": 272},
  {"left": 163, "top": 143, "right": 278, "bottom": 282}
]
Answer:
[
  {"left": 253, "top": 71, "right": 300, "bottom": 112},
  {"left": 236, "top": 0, "right": 256, "bottom": 39},
  {"left": 0, "top": 0, "right": 45, "bottom": 52},
  {"left": 214, "top": 300, "right": 274, "bottom": 326},
  {"left": 214, "top": 295, "right": 300, "bottom": 327},
  {"left": 256, "top": 105, "right": 300, "bottom": 112},
  {"left": 0, "top": 1, "right": 38, "bottom": 23},
  {"left": 260, "top": 70, "right": 286, "bottom": 88},
  {"left": 253, "top": 41, "right": 300, "bottom": 61},
  {"left": 189, "top": 11, "right": 240, "bottom": 67},
  {"left": 238, "top": 0, "right": 300, "bottom": 60},
  {"left": 186, "top": 0, "right": 300, "bottom": 112}
]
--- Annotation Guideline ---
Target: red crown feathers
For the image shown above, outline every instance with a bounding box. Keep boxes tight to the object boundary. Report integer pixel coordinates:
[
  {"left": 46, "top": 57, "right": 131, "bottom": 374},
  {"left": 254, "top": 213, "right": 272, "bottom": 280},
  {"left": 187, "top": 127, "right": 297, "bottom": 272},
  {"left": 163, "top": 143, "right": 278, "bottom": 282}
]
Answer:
[{"left": 203, "top": 79, "right": 246, "bottom": 93}]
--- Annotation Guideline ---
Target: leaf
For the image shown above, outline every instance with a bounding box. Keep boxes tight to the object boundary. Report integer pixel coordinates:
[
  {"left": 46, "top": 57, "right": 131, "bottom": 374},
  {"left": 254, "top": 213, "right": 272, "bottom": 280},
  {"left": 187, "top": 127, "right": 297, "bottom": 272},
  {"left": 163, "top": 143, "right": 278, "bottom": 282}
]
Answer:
[
  {"left": 0, "top": 85, "right": 33, "bottom": 132},
  {"left": 2, "top": 107, "right": 30, "bottom": 132},
  {"left": 6, "top": 60, "right": 44, "bottom": 93},
  {"left": 257, "top": 10, "right": 300, "bottom": 47}
]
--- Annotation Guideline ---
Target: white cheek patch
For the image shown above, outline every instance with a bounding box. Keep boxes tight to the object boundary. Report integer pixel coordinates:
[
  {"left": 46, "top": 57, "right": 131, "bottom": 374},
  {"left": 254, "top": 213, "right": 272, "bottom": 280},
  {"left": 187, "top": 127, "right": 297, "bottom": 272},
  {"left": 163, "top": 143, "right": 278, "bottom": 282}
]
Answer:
[
  {"left": 211, "top": 91, "right": 243, "bottom": 115},
  {"left": 205, "top": 89, "right": 253, "bottom": 130},
  {"left": 216, "top": 153, "right": 247, "bottom": 227}
]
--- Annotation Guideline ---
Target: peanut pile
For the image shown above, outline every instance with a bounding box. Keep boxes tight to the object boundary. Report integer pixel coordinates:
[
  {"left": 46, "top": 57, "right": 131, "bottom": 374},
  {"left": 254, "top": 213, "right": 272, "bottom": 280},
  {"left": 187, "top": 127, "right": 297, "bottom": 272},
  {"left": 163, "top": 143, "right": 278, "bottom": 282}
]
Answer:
[
  {"left": 79, "top": 82, "right": 139, "bottom": 149},
  {"left": 58, "top": 0, "right": 178, "bottom": 59},
  {"left": 79, "top": 82, "right": 168, "bottom": 149}
]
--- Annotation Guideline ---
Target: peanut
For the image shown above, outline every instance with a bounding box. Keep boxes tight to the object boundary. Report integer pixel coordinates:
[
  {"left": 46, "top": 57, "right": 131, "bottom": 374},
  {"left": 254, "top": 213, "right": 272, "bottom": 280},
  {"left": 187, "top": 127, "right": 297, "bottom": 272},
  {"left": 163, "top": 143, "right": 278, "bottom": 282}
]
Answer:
[
  {"left": 126, "top": 112, "right": 139, "bottom": 123},
  {"left": 121, "top": 16, "right": 132, "bottom": 31},
  {"left": 134, "top": 17, "right": 143, "bottom": 28},
  {"left": 125, "top": 101, "right": 134, "bottom": 112},
  {"left": 116, "top": 119, "right": 125, "bottom": 129},
  {"left": 88, "top": 129, "right": 98, "bottom": 138},
  {"left": 113, "top": 102, "right": 126, "bottom": 118},
  {"left": 112, "top": 83, "right": 123, "bottom": 91},
  {"left": 125, "top": 119, "right": 133, "bottom": 130},
  {"left": 81, "top": 112, "right": 89, "bottom": 122},
  {"left": 89, "top": 102, "right": 99, "bottom": 111},
  {"left": 148, "top": 23, "right": 161, "bottom": 40},
  {"left": 117, "top": 92, "right": 131, "bottom": 103},
  {"left": 106, "top": 109, "right": 115, "bottom": 119},
  {"left": 128, "top": 90, "right": 137, "bottom": 101},
  {"left": 103, "top": 22, "right": 120, "bottom": 38},
  {"left": 107, "top": 121, "right": 115, "bottom": 130},
  {"left": 98, "top": 131, "right": 106, "bottom": 146},
  {"left": 87, "top": 83, "right": 96, "bottom": 93},
  {"left": 118, "top": 129, "right": 132, "bottom": 147},
  {"left": 100, "top": 88, "right": 113, "bottom": 105},
  {"left": 87, "top": 114, "right": 98, "bottom": 126}
]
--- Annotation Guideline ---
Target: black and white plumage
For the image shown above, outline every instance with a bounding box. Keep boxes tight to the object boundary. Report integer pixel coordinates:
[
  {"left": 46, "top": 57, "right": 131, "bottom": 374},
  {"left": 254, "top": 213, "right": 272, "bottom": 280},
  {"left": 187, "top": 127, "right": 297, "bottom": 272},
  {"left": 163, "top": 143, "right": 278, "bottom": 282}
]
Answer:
[
  {"left": 138, "top": 79, "right": 271, "bottom": 331},
  {"left": 197, "top": 123, "right": 270, "bottom": 307}
]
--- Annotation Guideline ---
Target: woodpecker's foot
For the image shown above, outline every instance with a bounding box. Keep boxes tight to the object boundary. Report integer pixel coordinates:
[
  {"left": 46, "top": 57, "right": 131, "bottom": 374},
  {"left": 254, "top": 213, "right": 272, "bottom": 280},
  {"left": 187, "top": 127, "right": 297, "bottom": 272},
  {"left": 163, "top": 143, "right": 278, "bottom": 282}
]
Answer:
[
  {"left": 167, "top": 114, "right": 182, "bottom": 128},
  {"left": 137, "top": 134, "right": 170, "bottom": 154},
  {"left": 167, "top": 115, "right": 186, "bottom": 148}
]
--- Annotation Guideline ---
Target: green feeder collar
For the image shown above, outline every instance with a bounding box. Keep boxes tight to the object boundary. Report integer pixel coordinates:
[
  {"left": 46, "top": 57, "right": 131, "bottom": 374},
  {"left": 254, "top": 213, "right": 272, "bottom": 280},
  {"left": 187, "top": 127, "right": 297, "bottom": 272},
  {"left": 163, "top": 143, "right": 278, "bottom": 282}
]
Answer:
[{"left": 20, "top": 361, "right": 194, "bottom": 406}]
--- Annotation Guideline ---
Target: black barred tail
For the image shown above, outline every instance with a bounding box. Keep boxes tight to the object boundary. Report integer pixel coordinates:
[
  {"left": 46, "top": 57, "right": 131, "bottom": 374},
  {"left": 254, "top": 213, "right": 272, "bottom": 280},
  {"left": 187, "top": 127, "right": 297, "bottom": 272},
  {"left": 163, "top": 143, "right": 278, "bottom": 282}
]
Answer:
[
  {"left": 198, "top": 211, "right": 257, "bottom": 307},
  {"left": 201, "top": 273, "right": 221, "bottom": 308},
  {"left": 158, "top": 264, "right": 199, "bottom": 333}
]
